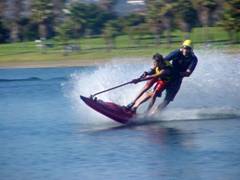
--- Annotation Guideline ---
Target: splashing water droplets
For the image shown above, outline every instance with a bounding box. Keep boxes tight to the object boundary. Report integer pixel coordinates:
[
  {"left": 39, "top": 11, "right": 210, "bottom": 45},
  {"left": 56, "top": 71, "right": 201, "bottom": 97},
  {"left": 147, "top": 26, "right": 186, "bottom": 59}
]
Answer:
[{"left": 63, "top": 49, "right": 240, "bottom": 123}]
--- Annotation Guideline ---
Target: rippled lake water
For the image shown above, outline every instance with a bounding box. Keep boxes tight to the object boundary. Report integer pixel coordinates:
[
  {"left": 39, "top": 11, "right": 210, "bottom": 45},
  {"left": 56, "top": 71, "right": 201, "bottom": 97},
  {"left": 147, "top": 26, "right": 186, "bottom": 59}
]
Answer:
[{"left": 1, "top": 51, "right": 240, "bottom": 179}]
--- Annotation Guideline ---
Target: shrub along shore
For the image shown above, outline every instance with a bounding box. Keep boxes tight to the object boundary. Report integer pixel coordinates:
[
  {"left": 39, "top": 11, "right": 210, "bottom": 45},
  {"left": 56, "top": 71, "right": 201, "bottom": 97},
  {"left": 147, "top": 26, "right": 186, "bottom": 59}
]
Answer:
[{"left": 0, "top": 27, "right": 239, "bottom": 68}]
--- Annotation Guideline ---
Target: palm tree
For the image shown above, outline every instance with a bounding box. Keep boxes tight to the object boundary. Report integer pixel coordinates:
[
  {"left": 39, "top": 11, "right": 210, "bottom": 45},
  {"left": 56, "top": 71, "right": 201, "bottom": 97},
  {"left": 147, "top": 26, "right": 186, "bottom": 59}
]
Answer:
[
  {"left": 175, "top": 0, "right": 197, "bottom": 39},
  {"left": 102, "top": 20, "right": 119, "bottom": 51},
  {"left": 52, "top": 0, "right": 65, "bottom": 24},
  {"left": 6, "top": 0, "right": 23, "bottom": 42},
  {"left": 67, "top": 2, "right": 88, "bottom": 37},
  {"left": 146, "top": 0, "right": 175, "bottom": 45},
  {"left": 31, "top": 0, "right": 54, "bottom": 39},
  {"left": 221, "top": 0, "right": 240, "bottom": 43},
  {"left": 160, "top": 1, "right": 176, "bottom": 45},
  {"left": 193, "top": 0, "right": 218, "bottom": 42},
  {"left": 146, "top": 0, "right": 164, "bottom": 45}
]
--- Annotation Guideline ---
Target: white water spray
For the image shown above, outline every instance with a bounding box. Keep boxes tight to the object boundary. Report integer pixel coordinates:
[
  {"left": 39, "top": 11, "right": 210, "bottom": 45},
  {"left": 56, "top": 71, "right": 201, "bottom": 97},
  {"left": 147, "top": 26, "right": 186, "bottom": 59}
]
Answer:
[{"left": 63, "top": 49, "right": 240, "bottom": 123}]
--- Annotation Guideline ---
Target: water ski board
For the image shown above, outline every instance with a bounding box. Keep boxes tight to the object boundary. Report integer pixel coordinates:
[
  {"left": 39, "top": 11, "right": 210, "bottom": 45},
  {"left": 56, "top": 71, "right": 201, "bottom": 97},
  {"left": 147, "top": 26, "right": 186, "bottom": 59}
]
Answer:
[{"left": 80, "top": 95, "right": 135, "bottom": 124}]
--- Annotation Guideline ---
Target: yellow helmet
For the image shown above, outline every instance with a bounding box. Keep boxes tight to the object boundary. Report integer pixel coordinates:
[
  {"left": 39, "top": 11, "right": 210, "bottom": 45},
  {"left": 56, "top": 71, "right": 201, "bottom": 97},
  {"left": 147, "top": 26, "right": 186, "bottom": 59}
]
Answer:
[{"left": 182, "top": 39, "right": 192, "bottom": 48}]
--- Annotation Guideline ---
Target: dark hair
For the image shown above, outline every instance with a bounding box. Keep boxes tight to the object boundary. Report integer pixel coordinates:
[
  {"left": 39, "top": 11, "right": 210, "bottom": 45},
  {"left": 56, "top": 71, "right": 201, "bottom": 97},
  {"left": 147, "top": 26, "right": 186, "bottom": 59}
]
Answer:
[{"left": 152, "top": 53, "right": 163, "bottom": 63}]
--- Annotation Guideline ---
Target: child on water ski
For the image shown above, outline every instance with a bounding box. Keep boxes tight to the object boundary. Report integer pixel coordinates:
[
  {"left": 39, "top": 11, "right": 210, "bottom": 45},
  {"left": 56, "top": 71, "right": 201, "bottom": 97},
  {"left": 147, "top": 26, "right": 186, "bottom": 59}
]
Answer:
[{"left": 126, "top": 53, "right": 173, "bottom": 114}]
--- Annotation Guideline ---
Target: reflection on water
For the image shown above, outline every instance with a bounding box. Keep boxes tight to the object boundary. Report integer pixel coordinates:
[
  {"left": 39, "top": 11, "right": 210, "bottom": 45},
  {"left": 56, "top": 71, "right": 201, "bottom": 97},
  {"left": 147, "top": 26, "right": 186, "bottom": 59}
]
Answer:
[
  {"left": 88, "top": 121, "right": 196, "bottom": 150},
  {"left": 80, "top": 118, "right": 240, "bottom": 179}
]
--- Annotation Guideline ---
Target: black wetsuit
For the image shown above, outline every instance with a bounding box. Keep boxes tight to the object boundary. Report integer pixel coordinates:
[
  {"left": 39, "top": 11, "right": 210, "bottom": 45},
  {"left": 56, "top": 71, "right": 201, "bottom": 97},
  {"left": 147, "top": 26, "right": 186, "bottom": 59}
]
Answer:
[{"left": 164, "top": 49, "right": 198, "bottom": 101}]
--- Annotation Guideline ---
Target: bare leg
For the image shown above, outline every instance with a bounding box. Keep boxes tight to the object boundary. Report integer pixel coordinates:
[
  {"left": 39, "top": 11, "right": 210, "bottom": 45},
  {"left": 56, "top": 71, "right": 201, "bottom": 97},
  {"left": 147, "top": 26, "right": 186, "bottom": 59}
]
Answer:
[
  {"left": 147, "top": 91, "right": 158, "bottom": 113},
  {"left": 131, "top": 83, "right": 153, "bottom": 105},
  {"left": 126, "top": 79, "right": 156, "bottom": 109},
  {"left": 149, "top": 99, "right": 170, "bottom": 115},
  {"left": 132, "top": 92, "right": 153, "bottom": 110}
]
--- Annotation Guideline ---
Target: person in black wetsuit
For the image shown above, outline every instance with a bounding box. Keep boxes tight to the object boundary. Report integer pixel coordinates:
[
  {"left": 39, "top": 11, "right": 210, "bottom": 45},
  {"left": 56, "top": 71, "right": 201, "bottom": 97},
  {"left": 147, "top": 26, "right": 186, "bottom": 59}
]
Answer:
[{"left": 149, "top": 39, "right": 198, "bottom": 115}]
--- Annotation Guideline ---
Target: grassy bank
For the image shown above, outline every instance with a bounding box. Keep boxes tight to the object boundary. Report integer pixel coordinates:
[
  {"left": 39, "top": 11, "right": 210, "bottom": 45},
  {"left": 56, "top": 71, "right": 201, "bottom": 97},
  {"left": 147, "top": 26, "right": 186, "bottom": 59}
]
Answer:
[{"left": 0, "top": 27, "right": 239, "bottom": 67}]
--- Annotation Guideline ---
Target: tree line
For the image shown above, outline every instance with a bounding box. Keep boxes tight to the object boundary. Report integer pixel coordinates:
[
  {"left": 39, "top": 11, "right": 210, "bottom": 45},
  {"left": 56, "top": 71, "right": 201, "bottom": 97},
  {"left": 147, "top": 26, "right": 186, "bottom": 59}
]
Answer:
[{"left": 0, "top": 0, "right": 239, "bottom": 46}]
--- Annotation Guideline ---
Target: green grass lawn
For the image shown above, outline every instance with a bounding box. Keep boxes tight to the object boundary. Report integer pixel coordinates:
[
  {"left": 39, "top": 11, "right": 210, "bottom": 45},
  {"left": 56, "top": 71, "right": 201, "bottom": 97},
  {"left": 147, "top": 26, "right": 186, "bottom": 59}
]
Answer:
[{"left": 0, "top": 27, "right": 239, "bottom": 66}]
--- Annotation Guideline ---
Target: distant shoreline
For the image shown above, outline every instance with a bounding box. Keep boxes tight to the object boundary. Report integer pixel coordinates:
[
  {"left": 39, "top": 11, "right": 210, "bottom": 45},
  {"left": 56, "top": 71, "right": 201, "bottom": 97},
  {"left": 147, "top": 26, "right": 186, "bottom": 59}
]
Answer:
[
  {"left": 0, "top": 59, "right": 110, "bottom": 69},
  {"left": 0, "top": 58, "right": 148, "bottom": 69},
  {"left": 0, "top": 46, "right": 239, "bottom": 69}
]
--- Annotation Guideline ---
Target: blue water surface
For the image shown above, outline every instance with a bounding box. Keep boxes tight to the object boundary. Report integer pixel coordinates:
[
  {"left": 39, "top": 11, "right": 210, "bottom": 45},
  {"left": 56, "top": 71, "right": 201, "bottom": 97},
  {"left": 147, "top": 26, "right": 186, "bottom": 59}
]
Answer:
[{"left": 0, "top": 67, "right": 240, "bottom": 180}]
